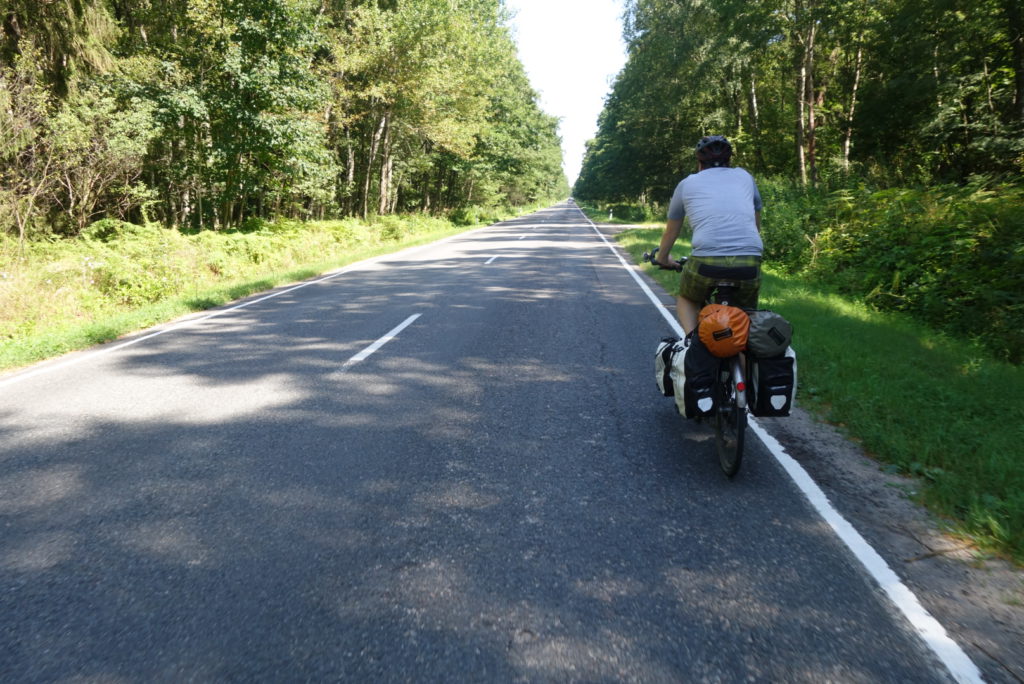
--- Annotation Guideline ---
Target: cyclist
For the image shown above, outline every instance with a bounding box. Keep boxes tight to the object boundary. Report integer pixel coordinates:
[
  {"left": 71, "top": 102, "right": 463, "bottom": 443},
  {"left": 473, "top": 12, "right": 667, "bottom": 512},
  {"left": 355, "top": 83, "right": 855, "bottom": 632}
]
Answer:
[{"left": 655, "top": 135, "right": 763, "bottom": 335}]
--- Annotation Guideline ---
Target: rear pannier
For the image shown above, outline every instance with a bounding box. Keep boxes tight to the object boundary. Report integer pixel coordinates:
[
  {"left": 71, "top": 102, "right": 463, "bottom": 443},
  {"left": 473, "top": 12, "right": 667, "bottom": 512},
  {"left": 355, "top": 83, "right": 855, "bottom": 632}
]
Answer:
[
  {"left": 669, "top": 335, "right": 719, "bottom": 418},
  {"left": 748, "top": 346, "right": 797, "bottom": 417},
  {"left": 655, "top": 336, "right": 683, "bottom": 396}
]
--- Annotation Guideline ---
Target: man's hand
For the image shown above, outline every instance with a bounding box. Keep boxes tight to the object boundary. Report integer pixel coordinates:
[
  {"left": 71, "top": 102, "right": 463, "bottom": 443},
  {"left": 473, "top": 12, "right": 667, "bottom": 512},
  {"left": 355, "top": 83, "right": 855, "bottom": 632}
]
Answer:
[{"left": 656, "top": 256, "right": 678, "bottom": 270}]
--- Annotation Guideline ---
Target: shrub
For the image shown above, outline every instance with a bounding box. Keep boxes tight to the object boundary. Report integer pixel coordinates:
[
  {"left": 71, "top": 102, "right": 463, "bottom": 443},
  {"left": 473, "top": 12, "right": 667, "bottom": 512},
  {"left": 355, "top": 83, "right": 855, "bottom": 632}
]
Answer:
[
  {"left": 807, "top": 180, "right": 1024, "bottom": 363},
  {"left": 449, "top": 206, "right": 481, "bottom": 226},
  {"left": 757, "top": 177, "right": 830, "bottom": 272},
  {"left": 605, "top": 203, "right": 661, "bottom": 223},
  {"left": 376, "top": 215, "right": 404, "bottom": 241},
  {"left": 81, "top": 218, "right": 159, "bottom": 242}
]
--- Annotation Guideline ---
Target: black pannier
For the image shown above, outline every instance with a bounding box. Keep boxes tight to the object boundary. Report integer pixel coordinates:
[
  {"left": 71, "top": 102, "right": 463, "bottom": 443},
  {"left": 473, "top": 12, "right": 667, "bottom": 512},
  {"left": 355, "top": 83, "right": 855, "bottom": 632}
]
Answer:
[
  {"left": 671, "top": 334, "right": 718, "bottom": 418},
  {"left": 748, "top": 347, "right": 797, "bottom": 417}
]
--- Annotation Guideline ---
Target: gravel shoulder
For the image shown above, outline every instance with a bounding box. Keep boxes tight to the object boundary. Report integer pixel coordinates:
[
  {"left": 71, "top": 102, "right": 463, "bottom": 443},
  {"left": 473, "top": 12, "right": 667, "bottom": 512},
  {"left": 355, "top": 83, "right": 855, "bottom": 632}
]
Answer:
[
  {"left": 596, "top": 219, "right": 1024, "bottom": 683},
  {"left": 759, "top": 411, "right": 1024, "bottom": 683}
]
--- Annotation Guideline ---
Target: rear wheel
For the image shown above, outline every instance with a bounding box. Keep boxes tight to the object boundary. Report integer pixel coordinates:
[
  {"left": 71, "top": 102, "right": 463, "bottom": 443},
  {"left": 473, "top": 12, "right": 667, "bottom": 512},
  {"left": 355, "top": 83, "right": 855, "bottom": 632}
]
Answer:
[{"left": 714, "top": 374, "right": 746, "bottom": 477}]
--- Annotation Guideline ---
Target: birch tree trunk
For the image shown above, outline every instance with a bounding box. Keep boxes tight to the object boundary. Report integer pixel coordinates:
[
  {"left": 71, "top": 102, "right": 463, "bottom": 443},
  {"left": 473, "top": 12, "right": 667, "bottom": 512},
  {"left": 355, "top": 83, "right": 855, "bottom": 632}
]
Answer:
[
  {"left": 806, "top": 21, "right": 818, "bottom": 186},
  {"left": 378, "top": 114, "right": 392, "bottom": 215},
  {"left": 843, "top": 42, "right": 864, "bottom": 169},
  {"left": 794, "top": 31, "right": 808, "bottom": 186},
  {"left": 361, "top": 114, "right": 386, "bottom": 218},
  {"left": 345, "top": 131, "right": 356, "bottom": 214},
  {"left": 1005, "top": 0, "right": 1024, "bottom": 122}
]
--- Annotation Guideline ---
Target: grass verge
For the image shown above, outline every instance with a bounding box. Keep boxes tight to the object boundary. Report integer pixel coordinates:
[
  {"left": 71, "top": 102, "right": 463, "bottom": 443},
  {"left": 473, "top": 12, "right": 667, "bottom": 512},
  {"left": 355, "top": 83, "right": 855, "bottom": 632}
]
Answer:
[
  {"left": 616, "top": 226, "right": 1024, "bottom": 563},
  {"left": 0, "top": 214, "right": 504, "bottom": 373}
]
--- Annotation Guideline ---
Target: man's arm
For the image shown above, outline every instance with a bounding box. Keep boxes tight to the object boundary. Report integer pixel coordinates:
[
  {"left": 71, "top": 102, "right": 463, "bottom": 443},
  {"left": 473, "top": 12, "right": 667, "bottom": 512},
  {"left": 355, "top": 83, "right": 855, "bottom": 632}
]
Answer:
[
  {"left": 755, "top": 210, "right": 761, "bottom": 233},
  {"left": 657, "top": 218, "right": 683, "bottom": 266}
]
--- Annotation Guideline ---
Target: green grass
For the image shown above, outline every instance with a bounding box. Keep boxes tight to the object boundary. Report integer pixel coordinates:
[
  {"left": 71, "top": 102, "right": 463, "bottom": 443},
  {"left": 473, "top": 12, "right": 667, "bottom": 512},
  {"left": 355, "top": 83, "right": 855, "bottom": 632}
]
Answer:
[{"left": 616, "top": 227, "right": 1024, "bottom": 563}]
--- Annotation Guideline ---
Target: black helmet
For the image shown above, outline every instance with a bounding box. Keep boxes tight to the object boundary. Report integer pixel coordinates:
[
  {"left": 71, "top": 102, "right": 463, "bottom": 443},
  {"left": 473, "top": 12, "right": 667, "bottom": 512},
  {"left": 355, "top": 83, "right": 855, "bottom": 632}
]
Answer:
[{"left": 695, "top": 135, "right": 732, "bottom": 167}]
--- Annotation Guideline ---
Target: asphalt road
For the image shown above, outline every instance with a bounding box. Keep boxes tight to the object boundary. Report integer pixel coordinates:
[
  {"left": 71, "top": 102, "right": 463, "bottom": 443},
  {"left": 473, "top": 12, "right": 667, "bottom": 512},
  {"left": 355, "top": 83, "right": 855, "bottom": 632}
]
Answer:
[{"left": 0, "top": 203, "right": 955, "bottom": 681}]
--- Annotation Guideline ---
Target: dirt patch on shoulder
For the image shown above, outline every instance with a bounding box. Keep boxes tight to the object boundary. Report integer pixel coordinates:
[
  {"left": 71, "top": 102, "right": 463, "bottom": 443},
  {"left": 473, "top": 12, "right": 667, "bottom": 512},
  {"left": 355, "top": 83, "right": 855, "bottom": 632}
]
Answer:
[{"left": 759, "top": 409, "right": 1024, "bottom": 683}]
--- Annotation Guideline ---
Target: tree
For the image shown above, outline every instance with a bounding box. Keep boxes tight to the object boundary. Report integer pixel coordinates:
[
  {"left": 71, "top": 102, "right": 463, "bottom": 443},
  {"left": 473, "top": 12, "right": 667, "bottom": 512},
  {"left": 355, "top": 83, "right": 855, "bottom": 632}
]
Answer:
[
  {"left": 48, "top": 82, "right": 159, "bottom": 231},
  {"left": 2, "top": 0, "right": 567, "bottom": 236},
  {"left": 0, "top": 52, "right": 58, "bottom": 242},
  {"left": 0, "top": 0, "right": 119, "bottom": 96},
  {"left": 578, "top": 0, "right": 1024, "bottom": 204}
]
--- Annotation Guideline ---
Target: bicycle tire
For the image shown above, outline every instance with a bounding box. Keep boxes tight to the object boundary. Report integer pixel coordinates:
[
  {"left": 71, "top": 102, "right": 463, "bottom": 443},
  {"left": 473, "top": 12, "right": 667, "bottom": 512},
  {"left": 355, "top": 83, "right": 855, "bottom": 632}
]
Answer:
[{"left": 714, "top": 374, "right": 746, "bottom": 477}]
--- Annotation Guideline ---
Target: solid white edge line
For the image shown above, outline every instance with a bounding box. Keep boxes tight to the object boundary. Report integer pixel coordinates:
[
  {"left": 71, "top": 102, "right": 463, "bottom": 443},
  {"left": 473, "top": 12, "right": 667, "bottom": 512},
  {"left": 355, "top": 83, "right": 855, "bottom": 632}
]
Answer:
[
  {"left": 575, "top": 211, "right": 683, "bottom": 335},
  {"left": 343, "top": 313, "right": 421, "bottom": 368},
  {"left": 575, "top": 206, "right": 983, "bottom": 684},
  {"left": 747, "top": 421, "right": 983, "bottom": 683},
  {"left": 0, "top": 220, "right": 502, "bottom": 391}
]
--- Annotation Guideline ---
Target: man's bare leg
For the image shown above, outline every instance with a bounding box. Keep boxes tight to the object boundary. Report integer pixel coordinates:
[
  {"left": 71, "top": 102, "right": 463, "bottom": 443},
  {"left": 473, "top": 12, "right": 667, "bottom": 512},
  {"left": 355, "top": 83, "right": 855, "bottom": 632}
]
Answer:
[{"left": 677, "top": 296, "right": 702, "bottom": 335}]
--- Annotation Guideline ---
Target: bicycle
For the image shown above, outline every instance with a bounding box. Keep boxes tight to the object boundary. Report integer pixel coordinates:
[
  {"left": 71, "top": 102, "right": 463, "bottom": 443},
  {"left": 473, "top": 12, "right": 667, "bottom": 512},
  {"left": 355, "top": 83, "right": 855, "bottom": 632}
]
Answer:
[{"left": 643, "top": 248, "right": 749, "bottom": 477}]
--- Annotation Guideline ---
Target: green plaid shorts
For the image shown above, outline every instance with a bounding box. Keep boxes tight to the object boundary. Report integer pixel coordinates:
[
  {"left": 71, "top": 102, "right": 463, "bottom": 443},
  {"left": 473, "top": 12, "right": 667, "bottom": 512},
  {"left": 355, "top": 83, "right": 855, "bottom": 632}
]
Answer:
[{"left": 679, "top": 255, "right": 762, "bottom": 308}]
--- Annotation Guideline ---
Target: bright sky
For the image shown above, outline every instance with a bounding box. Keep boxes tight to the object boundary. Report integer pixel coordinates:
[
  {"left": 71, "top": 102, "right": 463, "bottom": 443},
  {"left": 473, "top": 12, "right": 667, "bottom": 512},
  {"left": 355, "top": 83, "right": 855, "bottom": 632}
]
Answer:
[{"left": 503, "top": 0, "right": 627, "bottom": 186}]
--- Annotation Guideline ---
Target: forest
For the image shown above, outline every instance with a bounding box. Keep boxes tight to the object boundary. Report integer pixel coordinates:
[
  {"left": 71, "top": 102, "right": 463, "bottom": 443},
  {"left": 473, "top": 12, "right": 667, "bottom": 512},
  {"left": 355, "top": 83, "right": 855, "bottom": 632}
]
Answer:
[
  {"left": 576, "top": 0, "right": 1022, "bottom": 197},
  {"left": 575, "top": 0, "right": 1024, "bottom": 363},
  {"left": 0, "top": 0, "right": 569, "bottom": 238}
]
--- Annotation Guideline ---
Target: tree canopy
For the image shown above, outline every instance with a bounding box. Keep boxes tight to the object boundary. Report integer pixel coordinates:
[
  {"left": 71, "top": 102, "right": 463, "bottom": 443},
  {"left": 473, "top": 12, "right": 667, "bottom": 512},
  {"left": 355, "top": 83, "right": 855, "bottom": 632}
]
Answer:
[
  {"left": 0, "top": 0, "right": 568, "bottom": 235},
  {"left": 574, "top": 0, "right": 1024, "bottom": 202}
]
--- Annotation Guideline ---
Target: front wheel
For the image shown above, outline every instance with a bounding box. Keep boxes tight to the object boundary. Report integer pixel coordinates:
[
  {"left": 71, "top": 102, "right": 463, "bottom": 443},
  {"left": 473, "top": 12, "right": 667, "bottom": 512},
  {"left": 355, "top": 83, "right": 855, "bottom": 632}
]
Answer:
[{"left": 715, "top": 379, "right": 747, "bottom": 477}]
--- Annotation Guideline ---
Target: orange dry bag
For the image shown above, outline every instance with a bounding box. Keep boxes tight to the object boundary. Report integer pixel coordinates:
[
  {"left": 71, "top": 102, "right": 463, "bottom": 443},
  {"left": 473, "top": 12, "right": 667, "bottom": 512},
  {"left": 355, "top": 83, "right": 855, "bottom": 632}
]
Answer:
[{"left": 697, "top": 304, "right": 750, "bottom": 358}]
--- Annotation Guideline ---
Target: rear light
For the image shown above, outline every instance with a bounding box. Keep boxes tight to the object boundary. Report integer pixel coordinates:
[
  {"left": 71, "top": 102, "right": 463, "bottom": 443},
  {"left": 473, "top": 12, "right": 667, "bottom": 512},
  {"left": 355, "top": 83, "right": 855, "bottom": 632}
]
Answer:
[{"left": 736, "top": 382, "right": 746, "bottom": 393}]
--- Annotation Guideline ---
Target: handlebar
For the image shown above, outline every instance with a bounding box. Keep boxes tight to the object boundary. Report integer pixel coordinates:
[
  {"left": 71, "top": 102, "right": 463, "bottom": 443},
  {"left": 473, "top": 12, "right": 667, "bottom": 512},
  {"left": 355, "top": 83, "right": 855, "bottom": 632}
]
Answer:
[{"left": 642, "top": 247, "right": 685, "bottom": 272}]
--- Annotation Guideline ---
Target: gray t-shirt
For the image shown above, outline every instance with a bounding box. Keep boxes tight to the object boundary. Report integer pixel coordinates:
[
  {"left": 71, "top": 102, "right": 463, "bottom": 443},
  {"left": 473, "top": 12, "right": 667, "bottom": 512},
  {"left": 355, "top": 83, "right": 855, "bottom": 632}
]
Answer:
[{"left": 666, "top": 167, "right": 764, "bottom": 257}]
